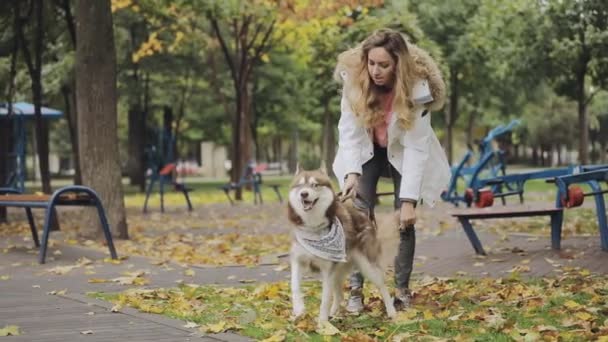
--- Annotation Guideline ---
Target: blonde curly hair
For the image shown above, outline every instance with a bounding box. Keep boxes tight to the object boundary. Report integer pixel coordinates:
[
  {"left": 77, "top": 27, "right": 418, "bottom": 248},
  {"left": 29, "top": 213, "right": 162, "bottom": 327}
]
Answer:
[{"left": 334, "top": 29, "right": 431, "bottom": 130}]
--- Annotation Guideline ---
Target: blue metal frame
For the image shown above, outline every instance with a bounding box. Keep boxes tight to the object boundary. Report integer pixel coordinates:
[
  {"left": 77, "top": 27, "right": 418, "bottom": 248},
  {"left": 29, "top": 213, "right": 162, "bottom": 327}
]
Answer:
[
  {"left": 220, "top": 164, "right": 283, "bottom": 205},
  {"left": 0, "top": 102, "right": 63, "bottom": 193},
  {"left": 442, "top": 120, "right": 520, "bottom": 206},
  {"left": 0, "top": 185, "right": 118, "bottom": 263},
  {"left": 142, "top": 129, "right": 193, "bottom": 213},
  {"left": 142, "top": 165, "right": 193, "bottom": 213},
  {"left": 554, "top": 169, "right": 608, "bottom": 251}
]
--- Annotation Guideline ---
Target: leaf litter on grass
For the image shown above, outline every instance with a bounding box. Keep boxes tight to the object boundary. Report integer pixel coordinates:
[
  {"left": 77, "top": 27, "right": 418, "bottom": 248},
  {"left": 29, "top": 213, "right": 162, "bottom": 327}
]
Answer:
[{"left": 90, "top": 267, "right": 608, "bottom": 341}]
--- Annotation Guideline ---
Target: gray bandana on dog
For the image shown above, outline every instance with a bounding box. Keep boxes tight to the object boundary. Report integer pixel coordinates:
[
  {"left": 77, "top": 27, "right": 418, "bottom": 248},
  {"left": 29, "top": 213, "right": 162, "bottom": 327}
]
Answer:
[{"left": 295, "top": 218, "right": 347, "bottom": 263}]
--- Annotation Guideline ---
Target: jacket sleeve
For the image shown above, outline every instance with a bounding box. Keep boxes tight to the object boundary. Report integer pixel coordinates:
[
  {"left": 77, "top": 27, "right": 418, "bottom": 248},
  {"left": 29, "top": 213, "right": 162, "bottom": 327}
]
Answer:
[
  {"left": 399, "top": 113, "right": 432, "bottom": 201},
  {"left": 337, "top": 94, "right": 368, "bottom": 176}
]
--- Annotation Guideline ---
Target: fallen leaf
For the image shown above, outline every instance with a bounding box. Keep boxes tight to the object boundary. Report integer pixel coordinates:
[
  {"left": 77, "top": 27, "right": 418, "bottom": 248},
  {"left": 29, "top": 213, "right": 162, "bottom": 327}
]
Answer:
[
  {"left": 47, "top": 289, "right": 67, "bottom": 296},
  {"left": 0, "top": 325, "right": 20, "bottom": 336},
  {"left": 183, "top": 321, "right": 199, "bottom": 328},
  {"left": 184, "top": 269, "right": 195, "bottom": 277},
  {"left": 317, "top": 321, "right": 341, "bottom": 336},
  {"left": 260, "top": 329, "right": 287, "bottom": 342},
  {"left": 273, "top": 264, "right": 289, "bottom": 272},
  {"left": 80, "top": 330, "right": 94, "bottom": 335},
  {"left": 201, "top": 321, "right": 227, "bottom": 333},
  {"left": 564, "top": 300, "right": 581, "bottom": 310},
  {"left": 0, "top": 275, "right": 10, "bottom": 280}
]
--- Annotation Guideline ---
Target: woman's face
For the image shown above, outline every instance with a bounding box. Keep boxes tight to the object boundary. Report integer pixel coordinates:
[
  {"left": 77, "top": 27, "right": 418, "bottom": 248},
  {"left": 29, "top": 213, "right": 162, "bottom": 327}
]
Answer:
[{"left": 367, "top": 47, "right": 395, "bottom": 87}]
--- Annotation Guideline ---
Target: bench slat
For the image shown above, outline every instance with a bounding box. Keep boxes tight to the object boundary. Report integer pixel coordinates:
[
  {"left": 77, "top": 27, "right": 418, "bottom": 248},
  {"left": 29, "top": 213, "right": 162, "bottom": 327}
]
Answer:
[
  {"left": 0, "top": 194, "right": 91, "bottom": 203},
  {"left": 452, "top": 207, "right": 562, "bottom": 220}
]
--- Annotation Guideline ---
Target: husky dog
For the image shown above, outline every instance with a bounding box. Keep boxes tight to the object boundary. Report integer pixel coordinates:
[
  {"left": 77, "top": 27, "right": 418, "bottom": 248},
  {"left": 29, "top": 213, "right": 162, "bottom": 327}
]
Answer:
[{"left": 287, "top": 166, "right": 396, "bottom": 323}]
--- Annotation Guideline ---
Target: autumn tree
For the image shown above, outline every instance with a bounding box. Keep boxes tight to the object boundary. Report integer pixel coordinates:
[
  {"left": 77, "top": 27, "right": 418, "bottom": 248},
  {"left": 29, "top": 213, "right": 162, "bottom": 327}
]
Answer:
[{"left": 76, "top": 0, "right": 128, "bottom": 238}]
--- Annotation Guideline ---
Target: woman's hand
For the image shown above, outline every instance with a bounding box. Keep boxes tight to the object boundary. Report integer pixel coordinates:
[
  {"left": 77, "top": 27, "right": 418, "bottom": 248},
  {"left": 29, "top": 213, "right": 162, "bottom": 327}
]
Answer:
[
  {"left": 399, "top": 201, "right": 416, "bottom": 229},
  {"left": 341, "top": 173, "right": 360, "bottom": 201}
]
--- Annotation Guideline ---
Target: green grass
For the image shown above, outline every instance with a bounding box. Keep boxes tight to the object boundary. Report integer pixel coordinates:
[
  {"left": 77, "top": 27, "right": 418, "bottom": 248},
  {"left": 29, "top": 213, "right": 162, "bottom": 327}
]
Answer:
[{"left": 87, "top": 271, "right": 608, "bottom": 341}]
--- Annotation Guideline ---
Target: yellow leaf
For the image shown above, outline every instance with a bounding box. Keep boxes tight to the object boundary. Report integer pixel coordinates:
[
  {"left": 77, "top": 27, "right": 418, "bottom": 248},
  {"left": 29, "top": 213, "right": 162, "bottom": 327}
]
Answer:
[
  {"left": 88, "top": 278, "right": 111, "bottom": 283},
  {"left": 261, "top": 329, "right": 286, "bottom": 342},
  {"left": 104, "top": 257, "right": 123, "bottom": 265},
  {"left": 184, "top": 269, "right": 195, "bottom": 277},
  {"left": 0, "top": 275, "right": 10, "bottom": 280},
  {"left": 201, "top": 321, "right": 227, "bottom": 333},
  {"left": 0, "top": 325, "right": 20, "bottom": 336},
  {"left": 564, "top": 300, "right": 581, "bottom": 310},
  {"left": 423, "top": 310, "right": 434, "bottom": 320},
  {"left": 316, "top": 321, "right": 340, "bottom": 336},
  {"left": 574, "top": 312, "right": 592, "bottom": 321}
]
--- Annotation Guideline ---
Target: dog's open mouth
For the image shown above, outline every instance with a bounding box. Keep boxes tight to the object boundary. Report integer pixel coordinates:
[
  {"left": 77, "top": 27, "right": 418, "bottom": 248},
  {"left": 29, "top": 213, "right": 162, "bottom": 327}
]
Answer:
[{"left": 302, "top": 198, "right": 318, "bottom": 211}]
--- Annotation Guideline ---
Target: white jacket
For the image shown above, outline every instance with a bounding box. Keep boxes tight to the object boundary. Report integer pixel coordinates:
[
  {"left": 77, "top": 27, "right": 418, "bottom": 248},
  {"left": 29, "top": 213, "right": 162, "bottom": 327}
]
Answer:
[{"left": 332, "top": 94, "right": 451, "bottom": 207}]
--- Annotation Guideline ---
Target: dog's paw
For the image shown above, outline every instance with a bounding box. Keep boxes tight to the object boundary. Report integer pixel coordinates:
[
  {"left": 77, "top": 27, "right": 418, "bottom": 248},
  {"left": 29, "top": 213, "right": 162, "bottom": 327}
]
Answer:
[
  {"left": 292, "top": 305, "right": 306, "bottom": 319},
  {"left": 386, "top": 304, "right": 397, "bottom": 319}
]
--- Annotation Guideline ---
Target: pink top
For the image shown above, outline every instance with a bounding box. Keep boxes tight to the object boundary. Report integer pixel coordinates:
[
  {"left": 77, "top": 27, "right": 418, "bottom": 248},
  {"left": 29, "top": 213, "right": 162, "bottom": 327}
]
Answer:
[{"left": 373, "top": 91, "right": 395, "bottom": 148}]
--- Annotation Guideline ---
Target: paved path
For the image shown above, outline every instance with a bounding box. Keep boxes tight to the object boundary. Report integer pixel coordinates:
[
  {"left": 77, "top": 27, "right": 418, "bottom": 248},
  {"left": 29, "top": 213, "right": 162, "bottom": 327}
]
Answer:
[{"left": 1, "top": 201, "right": 606, "bottom": 341}]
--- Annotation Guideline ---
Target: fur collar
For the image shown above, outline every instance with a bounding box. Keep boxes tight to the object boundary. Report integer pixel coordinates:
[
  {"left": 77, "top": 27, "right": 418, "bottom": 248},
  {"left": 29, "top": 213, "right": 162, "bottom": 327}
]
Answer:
[{"left": 408, "top": 43, "right": 446, "bottom": 112}]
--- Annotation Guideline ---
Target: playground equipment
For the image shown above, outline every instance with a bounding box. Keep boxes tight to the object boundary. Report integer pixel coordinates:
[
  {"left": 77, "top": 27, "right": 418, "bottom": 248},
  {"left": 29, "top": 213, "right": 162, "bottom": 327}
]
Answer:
[
  {"left": 442, "top": 120, "right": 521, "bottom": 206},
  {"left": 452, "top": 165, "right": 608, "bottom": 255},
  {"left": 142, "top": 124, "right": 193, "bottom": 213},
  {"left": 220, "top": 162, "right": 283, "bottom": 205},
  {"left": 0, "top": 102, "right": 63, "bottom": 193}
]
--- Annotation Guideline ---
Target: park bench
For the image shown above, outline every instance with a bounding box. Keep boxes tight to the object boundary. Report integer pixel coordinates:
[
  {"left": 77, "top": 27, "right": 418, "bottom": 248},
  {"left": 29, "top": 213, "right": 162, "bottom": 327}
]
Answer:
[
  {"left": 220, "top": 163, "right": 283, "bottom": 205},
  {"left": 451, "top": 167, "right": 608, "bottom": 255},
  {"left": 143, "top": 162, "right": 193, "bottom": 213},
  {"left": 0, "top": 185, "right": 118, "bottom": 264}
]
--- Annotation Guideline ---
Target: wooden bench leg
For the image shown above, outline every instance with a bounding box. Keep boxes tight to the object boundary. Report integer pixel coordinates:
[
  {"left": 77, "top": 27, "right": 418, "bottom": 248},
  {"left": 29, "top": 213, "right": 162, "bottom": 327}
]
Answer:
[
  {"left": 25, "top": 207, "right": 40, "bottom": 247},
  {"left": 457, "top": 217, "right": 487, "bottom": 255},
  {"left": 550, "top": 211, "right": 563, "bottom": 250}
]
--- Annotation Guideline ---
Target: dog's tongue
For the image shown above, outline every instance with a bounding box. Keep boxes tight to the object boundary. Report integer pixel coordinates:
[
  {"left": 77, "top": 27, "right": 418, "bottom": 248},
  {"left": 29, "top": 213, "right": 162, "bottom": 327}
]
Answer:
[{"left": 302, "top": 199, "right": 315, "bottom": 211}]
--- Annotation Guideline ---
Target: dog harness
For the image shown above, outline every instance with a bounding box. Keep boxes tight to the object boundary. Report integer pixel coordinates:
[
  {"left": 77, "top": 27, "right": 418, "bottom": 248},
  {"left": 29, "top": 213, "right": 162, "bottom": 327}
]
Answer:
[{"left": 295, "top": 218, "right": 347, "bottom": 263}]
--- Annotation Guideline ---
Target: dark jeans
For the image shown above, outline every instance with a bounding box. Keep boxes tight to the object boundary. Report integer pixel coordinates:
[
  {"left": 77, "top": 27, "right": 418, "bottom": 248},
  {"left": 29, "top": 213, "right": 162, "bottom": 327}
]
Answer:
[{"left": 350, "top": 144, "right": 416, "bottom": 291}]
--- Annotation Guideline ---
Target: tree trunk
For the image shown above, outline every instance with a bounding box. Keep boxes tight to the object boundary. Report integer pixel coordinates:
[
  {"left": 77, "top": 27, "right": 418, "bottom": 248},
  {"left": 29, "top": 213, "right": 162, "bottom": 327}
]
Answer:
[
  {"left": 322, "top": 102, "right": 336, "bottom": 177},
  {"left": 24, "top": 0, "right": 51, "bottom": 194},
  {"left": 445, "top": 68, "right": 459, "bottom": 164},
  {"left": 76, "top": 0, "right": 128, "bottom": 239},
  {"left": 61, "top": 84, "right": 82, "bottom": 184},
  {"left": 577, "top": 98, "right": 589, "bottom": 165},
  {"left": 0, "top": 125, "right": 10, "bottom": 222},
  {"left": 127, "top": 105, "right": 146, "bottom": 190}
]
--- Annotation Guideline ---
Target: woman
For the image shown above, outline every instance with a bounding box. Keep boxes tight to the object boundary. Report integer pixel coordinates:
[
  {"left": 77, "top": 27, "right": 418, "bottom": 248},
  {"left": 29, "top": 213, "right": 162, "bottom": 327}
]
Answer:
[{"left": 332, "top": 29, "right": 451, "bottom": 312}]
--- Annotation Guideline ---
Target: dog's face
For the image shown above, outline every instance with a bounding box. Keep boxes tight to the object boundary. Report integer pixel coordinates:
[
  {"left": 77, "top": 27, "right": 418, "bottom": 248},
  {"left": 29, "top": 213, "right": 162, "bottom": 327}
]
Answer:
[{"left": 287, "top": 167, "right": 336, "bottom": 226}]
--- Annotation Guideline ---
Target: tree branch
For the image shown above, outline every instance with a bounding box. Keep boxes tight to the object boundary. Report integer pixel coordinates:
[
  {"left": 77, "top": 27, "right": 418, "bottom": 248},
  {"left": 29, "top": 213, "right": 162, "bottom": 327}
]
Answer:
[
  {"left": 251, "top": 19, "right": 276, "bottom": 61},
  {"left": 208, "top": 13, "right": 237, "bottom": 84}
]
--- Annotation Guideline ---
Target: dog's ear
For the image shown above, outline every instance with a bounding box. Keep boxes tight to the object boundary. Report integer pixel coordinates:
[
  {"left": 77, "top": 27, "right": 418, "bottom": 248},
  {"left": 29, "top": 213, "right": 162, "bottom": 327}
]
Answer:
[
  {"left": 319, "top": 160, "right": 327, "bottom": 174},
  {"left": 295, "top": 162, "right": 301, "bottom": 175}
]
